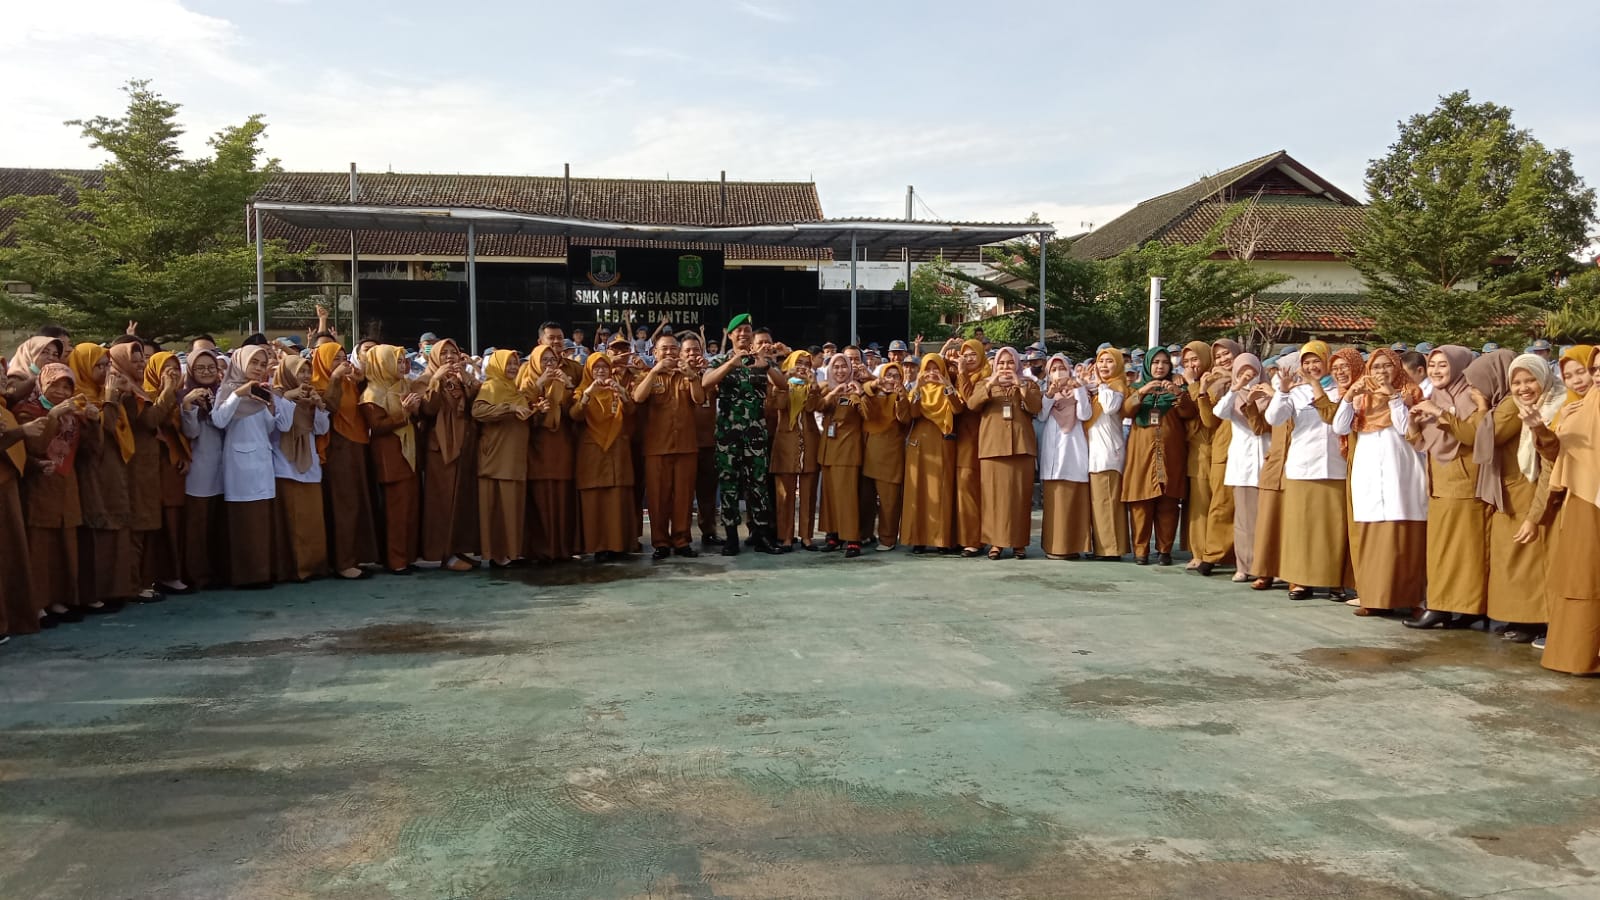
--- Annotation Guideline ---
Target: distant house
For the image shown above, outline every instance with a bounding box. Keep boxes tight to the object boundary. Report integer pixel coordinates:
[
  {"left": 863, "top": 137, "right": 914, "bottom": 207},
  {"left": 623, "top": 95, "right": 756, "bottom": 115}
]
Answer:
[{"left": 1070, "top": 150, "right": 1373, "bottom": 342}]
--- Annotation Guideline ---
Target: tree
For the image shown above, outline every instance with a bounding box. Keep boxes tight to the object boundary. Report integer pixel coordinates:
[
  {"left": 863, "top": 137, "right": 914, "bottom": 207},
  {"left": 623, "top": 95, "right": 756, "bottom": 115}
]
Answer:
[
  {"left": 945, "top": 236, "right": 1118, "bottom": 357},
  {"left": 907, "top": 256, "right": 976, "bottom": 341},
  {"left": 0, "top": 81, "right": 307, "bottom": 342},
  {"left": 1544, "top": 267, "right": 1600, "bottom": 343},
  {"left": 1351, "top": 90, "right": 1597, "bottom": 344}
]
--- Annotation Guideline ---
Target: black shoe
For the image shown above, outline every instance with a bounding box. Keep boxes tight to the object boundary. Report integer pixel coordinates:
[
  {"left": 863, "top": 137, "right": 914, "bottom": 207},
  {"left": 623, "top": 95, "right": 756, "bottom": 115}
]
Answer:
[
  {"left": 821, "top": 537, "right": 841, "bottom": 553},
  {"left": 1288, "top": 587, "right": 1313, "bottom": 601},
  {"left": 844, "top": 543, "right": 862, "bottom": 558},
  {"left": 1194, "top": 562, "right": 1214, "bottom": 576},
  {"left": 54, "top": 608, "right": 85, "bottom": 623},
  {"left": 912, "top": 545, "right": 928, "bottom": 555},
  {"left": 722, "top": 540, "right": 741, "bottom": 557},
  {"left": 1135, "top": 556, "right": 1149, "bottom": 566},
  {"left": 673, "top": 546, "right": 699, "bottom": 559},
  {"left": 38, "top": 615, "right": 59, "bottom": 630},
  {"left": 751, "top": 538, "right": 783, "bottom": 555},
  {"left": 652, "top": 547, "right": 671, "bottom": 561},
  {"left": 1158, "top": 553, "right": 1173, "bottom": 567},
  {"left": 132, "top": 591, "right": 167, "bottom": 604},
  {"left": 701, "top": 534, "right": 724, "bottom": 548},
  {"left": 1502, "top": 630, "right": 1539, "bottom": 644},
  {"left": 1404, "top": 610, "right": 1452, "bottom": 629}
]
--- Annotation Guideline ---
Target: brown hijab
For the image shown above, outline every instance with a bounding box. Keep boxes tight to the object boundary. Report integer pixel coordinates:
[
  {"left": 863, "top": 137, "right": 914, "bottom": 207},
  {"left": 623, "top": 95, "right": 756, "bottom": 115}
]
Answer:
[
  {"left": 424, "top": 338, "right": 469, "bottom": 464},
  {"left": 1466, "top": 348, "right": 1516, "bottom": 512},
  {"left": 1414, "top": 346, "right": 1475, "bottom": 462},
  {"left": 273, "top": 354, "right": 318, "bottom": 474}
]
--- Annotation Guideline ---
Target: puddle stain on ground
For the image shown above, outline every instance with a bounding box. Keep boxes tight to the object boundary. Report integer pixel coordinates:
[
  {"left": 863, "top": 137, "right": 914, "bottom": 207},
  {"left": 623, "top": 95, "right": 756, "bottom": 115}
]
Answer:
[
  {"left": 1032, "top": 670, "right": 1291, "bottom": 710},
  {"left": 1296, "top": 635, "right": 1542, "bottom": 675},
  {"left": 160, "top": 622, "right": 537, "bottom": 660}
]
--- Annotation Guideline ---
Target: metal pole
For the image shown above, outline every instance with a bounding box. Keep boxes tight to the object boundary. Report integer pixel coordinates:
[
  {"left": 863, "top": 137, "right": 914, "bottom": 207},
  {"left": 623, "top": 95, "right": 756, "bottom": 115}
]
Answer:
[
  {"left": 253, "top": 207, "right": 265, "bottom": 333},
  {"left": 1037, "top": 234, "right": 1048, "bottom": 347},
  {"left": 349, "top": 163, "right": 360, "bottom": 341},
  {"left": 467, "top": 222, "right": 479, "bottom": 356},
  {"left": 1147, "top": 276, "right": 1164, "bottom": 349},
  {"left": 904, "top": 186, "right": 913, "bottom": 300},
  {"left": 849, "top": 232, "right": 858, "bottom": 345}
]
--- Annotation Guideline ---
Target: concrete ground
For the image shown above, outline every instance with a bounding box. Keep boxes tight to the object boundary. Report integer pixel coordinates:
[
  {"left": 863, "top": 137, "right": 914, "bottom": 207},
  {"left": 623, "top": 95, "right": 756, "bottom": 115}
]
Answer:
[{"left": 2, "top": 532, "right": 1598, "bottom": 900}]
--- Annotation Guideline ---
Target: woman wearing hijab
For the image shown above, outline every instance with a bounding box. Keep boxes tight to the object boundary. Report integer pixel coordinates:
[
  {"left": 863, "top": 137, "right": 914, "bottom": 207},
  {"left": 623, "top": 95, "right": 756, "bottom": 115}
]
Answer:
[
  {"left": 1265, "top": 341, "right": 1349, "bottom": 600},
  {"left": 953, "top": 339, "right": 990, "bottom": 556},
  {"left": 212, "top": 344, "right": 294, "bottom": 588},
  {"left": 903, "top": 354, "right": 961, "bottom": 554},
  {"left": 1333, "top": 348, "right": 1428, "bottom": 615},
  {"left": 71, "top": 342, "right": 140, "bottom": 608},
  {"left": 1405, "top": 346, "right": 1489, "bottom": 628},
  {"left": 572, "top": 352, "right": 637, "bottom": 561},
  {"left": 966, "top": 347, "right": 1042, "bottom": 559},
  {"left": 1178, "top": 341, "right": 1216, "bottom": 570},
  {"left": 1246, "top": 353, "right": 1294, "bottom": 590},
  {"left": 0, "top": 388, "right": 37, "bottom": 639},
  {"left": 1539, "top": 348, "right": 1600, "bottom": 673},
  {"left": 768, "top": 350, "right": 822, "bottom": 551},
  {"left": 108, "top": 337, "right": 173, "bottom": 603},
  {"left": 1121, "top": 347, "right": 1192, "bottom": 565},
  {"left": 1557, "top": 345, "right": 1595, "bottom": 411},
  {"left": 861, "top": 360, "right": 912, "bottom": 552},
  {"left": 1037, "top": 354, "right": 1092, "bottom": 560},
  {"left": 472, "top": 349, "right": 537, "bottom": 567},
  {"left": 816, "top": 352, "right": 867, "bottom": 556},
  {"left": 1327, "top": 347, "right": 1366, "bottom": 595},
  {"left": 1195, "top": 339, "right": 1242, "bottom": 574},
  {"left": 359, "top": 345, "right": 423, "bottom": 575},
  {"left": 137, "top": 351, "right": 190, "bottom": 595},
  {"left": 269, "top": 354, "right": 331, "bottom": 582},
  {"left": 418, "top": 338, "right": 479, "bottom": 571},
  {"left": 1211, "top": 353, "right": 1271, "bottom": 583},
  {"left": 5, "top": 336, "right": 65, "bottom": 405},
  {"left": 312, "top": 342, "right": 379, "bottom": 579},
  {"left": 180, "top": 348, "right": 229, "bottom": 589},
  {"left": 15, "top": 364, "right": 95, "bottom": 629},
  {"left": 1086, "top": 347, "right": 1131, "bottom": 560},
  {"left": 521, "top": 344, "right": 578, "bottom": 563}
]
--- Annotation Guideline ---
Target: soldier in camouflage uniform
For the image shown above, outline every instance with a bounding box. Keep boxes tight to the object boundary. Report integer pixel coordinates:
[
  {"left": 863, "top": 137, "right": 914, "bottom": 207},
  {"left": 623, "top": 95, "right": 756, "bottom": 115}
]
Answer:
[{"left": 702, "top": 314, "right": 780, "bottom": 555}]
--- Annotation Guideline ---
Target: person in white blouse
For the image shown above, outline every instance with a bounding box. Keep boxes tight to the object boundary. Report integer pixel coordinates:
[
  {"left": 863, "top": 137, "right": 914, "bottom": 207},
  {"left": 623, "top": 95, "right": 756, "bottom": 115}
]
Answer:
[
  {"left": 1036, "top": 354, "right": 1093, "bottom": 559},
  {"left": 211, "top": 345, "right": 295, "bottom": 589},
  {"left": 1332, "top": 348, "right": 1429, "bottom": 616},
  {"left": 269, "top": 354, "right": 332, "bottom": 582},
  {"left": 179, "top": 348, "right": 227, "bottom": 590},
  {"left": 1085, "top": 347, "right": 1131, "bottom": 560},
  {"left": 1211, "top": 353, "right": 1271, "bottom": 583},
  {"left": 1264, "top": 341, "right": 1350, "bottom": 601}
]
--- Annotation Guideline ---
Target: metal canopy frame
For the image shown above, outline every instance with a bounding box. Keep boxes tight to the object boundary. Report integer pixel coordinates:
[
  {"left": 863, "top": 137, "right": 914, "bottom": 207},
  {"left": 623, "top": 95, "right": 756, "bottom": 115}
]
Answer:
[{"left": 251, "top": 200, "right": 1055, "bottom": 354}]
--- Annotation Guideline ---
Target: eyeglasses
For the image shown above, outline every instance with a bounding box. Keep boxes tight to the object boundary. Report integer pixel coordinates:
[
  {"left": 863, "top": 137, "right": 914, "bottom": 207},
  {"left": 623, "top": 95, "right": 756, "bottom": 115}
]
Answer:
[{"left": 190, "top": 365, "right": 218, "bottom": 374}]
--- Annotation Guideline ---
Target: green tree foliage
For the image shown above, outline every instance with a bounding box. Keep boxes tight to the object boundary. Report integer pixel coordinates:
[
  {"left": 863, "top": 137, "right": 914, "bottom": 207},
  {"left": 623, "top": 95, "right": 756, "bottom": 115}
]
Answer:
[
  {"left": 1544, "top": 268, "right": 1600, "bottom": 343},
  {"left": 906, "top": 257, "right": 974, "bottom": 341},
  {"left": 0, "top": 81, "right": 307, "bottom": 342},
  {"left": 1352, "top": 90, "right": 1596, "bottom": 344},
  {"left": 945, "top": 236, "right": 1119, "bottom": 357}
]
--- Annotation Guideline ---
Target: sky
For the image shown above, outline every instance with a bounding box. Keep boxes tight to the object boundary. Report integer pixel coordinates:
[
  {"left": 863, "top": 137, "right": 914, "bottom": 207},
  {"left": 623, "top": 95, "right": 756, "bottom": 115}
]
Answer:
[{"left": 3, "top": 0, "right": 1597, "bottom": 237}]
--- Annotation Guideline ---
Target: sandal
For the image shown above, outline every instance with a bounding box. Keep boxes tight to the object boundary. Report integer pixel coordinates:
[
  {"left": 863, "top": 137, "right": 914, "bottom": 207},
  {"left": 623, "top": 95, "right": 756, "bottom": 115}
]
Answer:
[
  {"left": 1288, "top": 586, "right": 1313, "bottom": 601},
  {"left": 1013, "top": 549, "right": 1027, "bottom": 560},
  {"left": 962, "top": 547, "right": 981, "bottom": 558},
  {"left": 987, "top": 547, "right": 1003, "bottom": 560}
]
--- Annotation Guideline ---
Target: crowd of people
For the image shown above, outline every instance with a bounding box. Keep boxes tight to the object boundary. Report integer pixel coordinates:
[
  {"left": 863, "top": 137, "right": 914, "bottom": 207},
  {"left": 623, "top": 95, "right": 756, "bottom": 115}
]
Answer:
[{"left": 1, "top": 314, "right": 1597, "bottom": 678}]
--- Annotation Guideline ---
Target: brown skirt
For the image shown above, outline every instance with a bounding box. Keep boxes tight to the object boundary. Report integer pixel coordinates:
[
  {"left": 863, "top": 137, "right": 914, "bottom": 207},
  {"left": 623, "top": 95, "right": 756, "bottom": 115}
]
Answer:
[
  {"left": 228, "top": 499, "right": 275, "bottom": 586},
  {"left": 183, "top": 495, "right": 229, "bottom": 589},
  {"left": 1487, "top": 482, "right": 1549, "bottom": 624},
  {"left": 980, "top": 456, "right": 1032, "bottom": 550},
  {"left": 421, "top": 453, "right": 477, "bottom": 563},
  {"left": 479, "top": 478, "right": 526, "bottom": 562},
  {"left": 818, "top": 464, "right": 862, "bottom": 541},
  {"left": 323, "top": 433, "right": 379, "bottom": 572},
  {"left": 955, "top": 466, "right": 982, "bottom": 548},
  {"left": 273, "top": 479, "right": 329, "bottom": 582},
  {"left": 902, "top": 428, "right": 955, "bottom": 548},
  {"left": 1426, "top": 496, "right": 1489, "bottom": 615},
  {"left": 1042, "top": 480, "right": 1090, "bottom": 557},
  {"left": 527, "top": 479, "right": 579, "bottom": 562},
  {"left": 1350, "top": 521, "right": 1427, "bottom": 610},
  {"left": 26, "top": 526, "right": 77, "bottom": 622},
  {"left": 1089, "top": 470, "right": 1129, "bottom": 557},
  {"left": 1182, "top": 473, "right": 1211, "bottom": 554},
  {"left": 1200, "top": 467, "right": 1234, "bottom": 565},
  {"left": 1252, "top": 487, "right": 1284, "bottom": 580},
  {"left": 580, "top": 486, "right": 635, "bottom": 555},
  {"left": 1279, "top": 479, "right": 1348, "bottom": 587},
  {"left": 381, "top": 474, "right": 419, "bottom": 571},
  {"left": 0, "top": 479, "right": 36, "bottom": 635},
  {"left": 139, "top": 506, "right": 184, "bottom": 586},
  {"left": 79, "top": 526, "right": 134, "bottom": 603}
]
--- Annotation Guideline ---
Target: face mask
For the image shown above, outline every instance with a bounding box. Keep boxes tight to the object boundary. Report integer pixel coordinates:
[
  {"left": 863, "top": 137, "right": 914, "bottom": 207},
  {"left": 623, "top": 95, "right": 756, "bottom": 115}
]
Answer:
[
  {"left": 788, "top": 377, "right": 806, "bottom": 387},
  {"left": 1320, "top": 374, "right": 1336, "bottom": 390},
  {"left": 40, "top": 396, "right": 55, "bottom": 410}
]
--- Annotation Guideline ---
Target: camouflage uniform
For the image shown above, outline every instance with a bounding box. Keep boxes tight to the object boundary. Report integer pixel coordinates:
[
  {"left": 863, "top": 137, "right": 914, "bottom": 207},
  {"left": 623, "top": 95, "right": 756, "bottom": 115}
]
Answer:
[{"left": 711, "top": 357, "right": 774, "bottom": 533}]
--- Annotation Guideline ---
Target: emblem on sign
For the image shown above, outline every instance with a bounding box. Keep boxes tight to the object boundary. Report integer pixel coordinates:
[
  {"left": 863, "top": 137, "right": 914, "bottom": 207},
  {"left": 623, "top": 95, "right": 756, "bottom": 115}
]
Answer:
[
  {"left": 587, "top": 249, "right": 620, "bottom": 288},
  {"left": 678, "top": 254, "right": 704, "bottom": 288}
]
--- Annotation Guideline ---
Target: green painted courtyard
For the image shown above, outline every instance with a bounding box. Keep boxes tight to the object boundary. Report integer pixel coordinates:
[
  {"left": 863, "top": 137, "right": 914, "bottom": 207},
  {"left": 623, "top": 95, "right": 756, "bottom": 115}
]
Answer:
[{"left": 2, "top": 540, "right": 1598, "bottom": 899}]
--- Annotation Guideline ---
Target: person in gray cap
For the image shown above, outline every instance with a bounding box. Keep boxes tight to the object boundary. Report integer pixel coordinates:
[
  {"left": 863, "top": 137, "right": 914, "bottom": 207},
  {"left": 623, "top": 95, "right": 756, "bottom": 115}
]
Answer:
[
  {"left": 887, "top": 340, "right": 910, "bottom": 366},
  {"left": 1389, "top": 342, "right": 1409, "bottom": 352},
  {"left": 1526, "top": 338, "right": 1552, "bottom": 361},
  {"left": 1415, "top": 341, "right": 1434, "bottom": 354},
  {"left": 1481, "top": 341, "right": 1500, "bottom": 353}
]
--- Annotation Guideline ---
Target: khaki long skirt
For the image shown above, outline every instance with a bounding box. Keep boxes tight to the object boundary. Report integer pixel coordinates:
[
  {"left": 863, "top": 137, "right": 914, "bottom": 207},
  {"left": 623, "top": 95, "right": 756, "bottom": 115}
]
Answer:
[
  {"left": 1487, "top": 477, "right": 1549, "bottom": 624},
  {"left": 580, "top": 486, "right": 635, "bottom": 555},
  {"left": 1088, "top": 471, "right": 1129, "bottom": 557},
  {"left": 26, "top": 526, "right": 77, "bottom": 623},
  {"left": 1426, "top": 496, "right": 1490, "bottom": 615},
  {"left": 1350, "top": 521, "right": 1427, "bottom": 610},
  {"left": 527, "top": 480, "right": 579, "bottom": 562},
  {"left": 1542, "top": 495, "right": 1600, "bottom": 675},
  {"left": 1201, "top": 467, "right": 1235, "bottom": 565},
  {"left": 380, "top": 475, "right": 419, "bottom": 571},
  {"left": 955, "top": 466, "right": 983, "bottom": 548},
  {"left": 1279, "top": 478, "right": 1347, "bottom": 587},
  {"left": 324, "top": 433, "right": 379, "bottom": 572},
  {"left": 980, "top": 456, "right": 1033, "bottom": 550},
  {"left": 1231, "top": 486, "right": 1259, "bottom": 577},
  {"left": 0, "top": 480, "right": 36, "bottom": 635},
  {"left": 228, "top": 499, "right": 275, "bottom": 587},
  {"left": 79, "top": 526, "right": 135, "bottom": 603},
  {"left": 1042, "top": 480, "right": 1091, "bottom": 557},
  {"left": 273, "top": 479, "right": 329, "bottom": 582},
  {"left": 183, "top": 495, "right": 228, "bottom": 589},
  {"left": 903, "top": 423, "right": 955, "bottom": 548},
  {"left": 1252, "top": 487, "right": 1284, "bottom": 580},
  {"left": 421, "top": 454, "right": 478, "bottom": 563},
  {"left": 140, "top": 507, "right": 183, "bottom": 586},
  {"left": 479, "top": 478, "right": 526, "bottom": 562},
  {"left": 1183, "top": 473, "right": 1211, "bottom": 555},
  {"left": 817, "top": 464, "right": 862, "bottom": 542}
]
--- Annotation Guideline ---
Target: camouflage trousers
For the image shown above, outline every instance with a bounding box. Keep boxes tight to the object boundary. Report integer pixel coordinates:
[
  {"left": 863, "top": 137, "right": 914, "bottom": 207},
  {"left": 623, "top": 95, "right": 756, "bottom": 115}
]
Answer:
[{"left": 715, "top": 430, "right": 773, "bottom": 533}]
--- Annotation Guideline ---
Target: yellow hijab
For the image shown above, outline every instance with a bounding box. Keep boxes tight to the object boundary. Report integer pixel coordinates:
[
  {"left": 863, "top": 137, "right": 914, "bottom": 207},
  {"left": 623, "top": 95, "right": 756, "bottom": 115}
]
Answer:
[
  {"left": 782, "top": 350, "right": 812, "bottom": 428},
  {"left": 142, "top": 351, "right": 191, "bottom": 463},
  {"left": 477, "top": 349, "right": 528, "bottom": 408},
  {"left": 0, "top": 396, "right": 23, "bottom": 474},
  {"left": 1095, "top": 348, "right": 1129, "bottom": 394},
  {"left": 863, "top": 362, "right": 905, "bottom": 435},
  {"left": 959, "top": 339, "right": 991, "bottom": 391},
  {"left": 88, "top": 343, "right": 136, "bottom": 463},
  {"left": 312, "top": 342, "right": 369, "bottom": 457},
  {"left": 577, "top": 352, "right": 625, "bottom": 451},
  {"left": 359, "top": 344, "right": 417, "bottom": 471},
  {"left": 916, "top": 355, "right": 955, "bottom": 436}
]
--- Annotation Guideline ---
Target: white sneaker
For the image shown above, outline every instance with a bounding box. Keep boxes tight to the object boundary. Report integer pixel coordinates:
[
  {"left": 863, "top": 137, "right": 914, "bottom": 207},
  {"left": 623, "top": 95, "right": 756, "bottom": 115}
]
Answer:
[
  {"left": 1532, "top": 635, "right": 1546, "bottom": 650},
  {"left": 876, "top": 543, "right": 896, "bottom": 552}
]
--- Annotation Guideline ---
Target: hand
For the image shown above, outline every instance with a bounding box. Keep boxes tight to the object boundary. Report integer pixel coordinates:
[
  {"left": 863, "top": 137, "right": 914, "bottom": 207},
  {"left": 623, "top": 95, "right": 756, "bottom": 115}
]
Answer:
[
  {"left": 652, "top": 356, "right": 676, "bottom": 374},
  {"left": 1412, "top": 399, "right": 1442, "bottom": 419},
  {"left": 126, "top": 320, "right": 139, "bottom": 336},
  {"left": 514, "top": 405, "right": 536, "bottom": 421},
  {"left": 38, "top": 460, "right": 57, "bottom": 476},
  {"left": 331, "top": 361, "right": 354, "bottom": 381},
  {"left": 531, "top": 398, "right": 551, "bottom": 414},
  {"left": 1172, "top": 372, "right": 1189, "bottom": 387},
  {"left": 1515, "top": 400, "right": 1545, "bottom": 429},
  {"left": 81, "top": 402, "right": 102, "bottom": 423},
  {"left": 235, "top": 380, "right": 259, "bottom": 398},
  {"left": 1513, "top": 520, "right": 1538, "bottom": 544},
  {"left": 402, "top": 393, "right": 423, "bottom": 414},
  {"left": 1468, "top": 386, "right": 1489, "bottom": 413},
  {"left": 21, "top": 417, "right": 48, "bottom": 438},
  {"left": 162, "top": 368, "right": 182, "bottom": 390},
  {"left": 175, "top": 459, "right": 191, "bottom": 477},
  {"left": 914, "top": 333, "right": 924, "bottom": 346}
]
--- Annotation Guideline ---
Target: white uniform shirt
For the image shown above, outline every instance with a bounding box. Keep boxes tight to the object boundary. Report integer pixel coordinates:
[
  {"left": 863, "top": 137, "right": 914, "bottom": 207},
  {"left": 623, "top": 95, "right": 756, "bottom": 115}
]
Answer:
[
  {"left": 181, "top": 403, "right": 226, "bottom": 498},
  {"left": 1333, "top": 397, "right": 1429, "bottom": 522},
  {"left": 1086, "top": 385, "right": 1127, "bottom": 474},
  {"left": 1213, "top": 390, "right": 1269, "bottom": 488},
  {"left": 1036, "top": 387, "right": 1093, "bottom": 482},
  {"left": 212, "top": 393, "right": 294, "bottom": 502},
  {"left": 1265, "top": 384, "right": 1347, "bottom": 481},
  {"left": 270, "top": 407, "right": 332, "bottom": 483}
]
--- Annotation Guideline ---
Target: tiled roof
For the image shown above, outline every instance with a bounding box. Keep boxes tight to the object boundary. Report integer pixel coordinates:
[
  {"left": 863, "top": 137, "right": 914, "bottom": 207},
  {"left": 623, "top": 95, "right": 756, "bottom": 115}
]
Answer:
[
  {"left": 1210, "top": 292, "right": 1372, "bottom": 332},
  {"left": 1162, "top": 199, "right": 1364, "bottom": 256},
  {"left": 1, "top": 167, "right": 829, "bottom": 262},
  {"left": 1068, "top": 151, "right": 1363, "bottom": 260}
]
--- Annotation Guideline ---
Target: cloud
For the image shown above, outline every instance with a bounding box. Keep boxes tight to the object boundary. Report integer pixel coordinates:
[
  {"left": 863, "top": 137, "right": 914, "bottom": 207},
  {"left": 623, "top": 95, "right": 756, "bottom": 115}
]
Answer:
[{"left": 735, "top": 2, "right": 795, "bottom": 23}]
